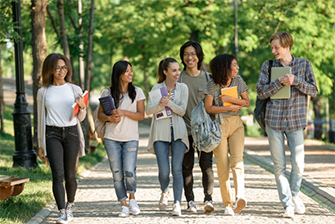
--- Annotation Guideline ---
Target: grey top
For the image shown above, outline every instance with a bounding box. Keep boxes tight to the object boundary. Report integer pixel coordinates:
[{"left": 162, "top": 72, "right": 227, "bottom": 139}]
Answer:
[{"left": 205, "top": 75, "right": 248, "bottom": 117}]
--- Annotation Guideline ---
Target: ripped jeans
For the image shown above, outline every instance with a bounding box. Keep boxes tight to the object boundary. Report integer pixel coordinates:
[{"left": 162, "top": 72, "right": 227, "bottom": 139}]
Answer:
[{"left": 104, "top": 139, "right": 138, "bottom": 202}]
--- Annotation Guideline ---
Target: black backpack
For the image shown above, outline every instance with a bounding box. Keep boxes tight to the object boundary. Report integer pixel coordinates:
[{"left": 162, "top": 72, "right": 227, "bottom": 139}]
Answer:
[{"left": 254, "top": 60, "right": 273, "bottom": 132}]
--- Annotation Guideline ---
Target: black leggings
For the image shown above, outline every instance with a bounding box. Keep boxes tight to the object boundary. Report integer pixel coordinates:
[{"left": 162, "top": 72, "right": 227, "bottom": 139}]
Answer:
[{"left": 46, "top": 125, "right": 79, "bottom": 210}]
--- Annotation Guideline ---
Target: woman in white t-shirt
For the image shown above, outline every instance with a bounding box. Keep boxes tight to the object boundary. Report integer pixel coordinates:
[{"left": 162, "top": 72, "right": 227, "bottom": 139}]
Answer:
[
  {"left": 97, "top": 61, "right": 145, "bottom": 218},
  {"left": 37, "top": 53, "right": 87, "bottom": 224}
]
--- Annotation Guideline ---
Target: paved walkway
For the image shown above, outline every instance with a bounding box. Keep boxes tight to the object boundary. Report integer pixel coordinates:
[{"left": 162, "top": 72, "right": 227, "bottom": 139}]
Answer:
[
  {"left": 26, "top": 123, "right": 335, "bottom": 224},
  {"left": 4, "top": 79, "right": 334, "bottom": 223}
]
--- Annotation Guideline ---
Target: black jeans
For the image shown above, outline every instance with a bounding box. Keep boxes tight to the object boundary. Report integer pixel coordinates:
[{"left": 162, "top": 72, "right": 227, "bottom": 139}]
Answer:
[
  {"left": 182, "top": 135, "right": 214, "bottom": 202},
  {"left": 46, "top": 125, "right": 79, "bottom": 210}
]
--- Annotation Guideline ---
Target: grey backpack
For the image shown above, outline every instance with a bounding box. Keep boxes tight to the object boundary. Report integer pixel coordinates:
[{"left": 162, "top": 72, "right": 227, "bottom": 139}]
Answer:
[{"left": 191, "top": 99, "right": 222, "bottom": 153}]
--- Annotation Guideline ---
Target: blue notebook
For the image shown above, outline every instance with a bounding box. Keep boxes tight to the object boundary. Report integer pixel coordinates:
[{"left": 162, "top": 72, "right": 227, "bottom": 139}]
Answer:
[{"left": 99, "top": 95, "right": 116, "bottom": 115}]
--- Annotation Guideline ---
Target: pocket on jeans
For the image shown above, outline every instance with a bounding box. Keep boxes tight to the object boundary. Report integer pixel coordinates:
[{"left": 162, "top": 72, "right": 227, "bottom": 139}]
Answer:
[
  {"left": 46, "top": 131, "right": 55, "bottom": 140},
  {"left": 69, "top": 131, "right": 78, "bottom": 137}
]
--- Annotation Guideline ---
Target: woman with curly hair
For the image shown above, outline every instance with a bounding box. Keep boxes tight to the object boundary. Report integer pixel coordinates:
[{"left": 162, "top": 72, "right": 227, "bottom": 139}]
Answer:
[{"left": 204, "top": 54, "right": 250, "bottom": 216}]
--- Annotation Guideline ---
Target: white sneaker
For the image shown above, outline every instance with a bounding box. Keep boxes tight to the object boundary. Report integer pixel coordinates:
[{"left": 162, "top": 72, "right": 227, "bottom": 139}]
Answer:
[
  {"left": 224, "top": 206, "right": 234, "bottom": 216},
  {"left": 56, "top": 209, "right": 68, "bottom": 224},
  {"left": 283, "top": 206, "right": 295, "bottom": 219},
  {"left": 292, "top": 196, "right": 305, "bottom": 214},
  {"left": 129, "top": 199, "right": 140, "bottom": 215},
  {"left": 65, "top": 202, "right": 74, "bottom": 222},
  {"left": 118, "top": 206, "right": 129, "bottom": 218},
  {"left": 186, "top": 200, "right": 197, "bottom": 213},
  {"left": 233, "top": 198, "right": 247, "bottom": 213},
  {"left": 172, "top": 203, "right": 182, "bottom": 216},
  {"left": 159, "top": 192, "right": 168, "bottom": 210},
  {"left": 204, "top": 200, "right": 214, "bottom": 214}
]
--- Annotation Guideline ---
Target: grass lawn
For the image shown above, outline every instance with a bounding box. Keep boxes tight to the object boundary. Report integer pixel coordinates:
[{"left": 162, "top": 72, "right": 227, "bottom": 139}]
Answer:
[{"left": 0, "top": 105, "right": 106, "bottom": 224}]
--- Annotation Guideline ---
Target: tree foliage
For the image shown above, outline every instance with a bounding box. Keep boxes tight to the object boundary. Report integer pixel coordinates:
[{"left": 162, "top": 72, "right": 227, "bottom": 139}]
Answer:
[{"left": 1, "top": 0, "right": 334, "bottom": 118}]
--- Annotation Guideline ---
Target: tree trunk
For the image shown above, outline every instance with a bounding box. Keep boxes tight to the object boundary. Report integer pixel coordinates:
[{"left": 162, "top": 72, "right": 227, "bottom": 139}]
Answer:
[
  {"left": 57, "top": 0, "right": 70, "bottom": 60},
  {"left": 78, "top": 0, "right": 85, "bottom": 89},
  {"left": 83, "top": 0, "right": 95, "bottom": 153},
  {"left": 31, "top": 0, "right": 48, "bottom": 150},
  {"left": 0, "top": 45, "right": 4, "bottom": 133},
  {"left": 312, "top": 96, "right": 323, "bottom": 139},
  {"left": 190, "top": 30, "right": 199, "bottom": 42},
  {"left": 141, "top": 45, "right": 149, "bottom": 100}
]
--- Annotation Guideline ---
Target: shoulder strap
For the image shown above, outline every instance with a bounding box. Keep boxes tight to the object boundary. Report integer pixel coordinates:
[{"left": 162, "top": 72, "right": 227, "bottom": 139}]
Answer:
[
  {"left": 204, "top": 71, "right": 211, "bottom": 82},
  {"left": 178, "top": 72, "right": 183, "bottom": 83},
  {"left": 179, "top": 70, "right": 211, "bottom": 83},
  {"left": 268, "top": 60, "right": 273, "bottom": 84}
]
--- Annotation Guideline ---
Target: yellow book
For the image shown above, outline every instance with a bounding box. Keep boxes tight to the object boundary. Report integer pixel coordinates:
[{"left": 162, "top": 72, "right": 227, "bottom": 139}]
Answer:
[{"left": 221, "top": 86, "right": 238, "bottom": 106}]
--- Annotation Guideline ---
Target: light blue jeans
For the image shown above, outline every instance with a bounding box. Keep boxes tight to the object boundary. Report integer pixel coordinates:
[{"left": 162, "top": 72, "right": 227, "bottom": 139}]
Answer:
[
  {"left": 104, "top": 139, "right": 138, "bottom": 202},
  {"left": 154, "top": 130, "right": 186, "bottom": 204},
  {"left": 266, "top": 125, "right": 304, "bottom": 209}
]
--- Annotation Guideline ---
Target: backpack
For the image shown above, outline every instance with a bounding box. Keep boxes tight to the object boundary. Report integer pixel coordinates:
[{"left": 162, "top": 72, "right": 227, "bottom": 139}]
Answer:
[
  {"left": 93, "top": 105, "right": 106, "bottom": 140},
  {"left": 253, "top": 60, "right": 273, "bottom": 132},
  {"left": 191, "top": 100, "right": 222, "bottom": 153}
]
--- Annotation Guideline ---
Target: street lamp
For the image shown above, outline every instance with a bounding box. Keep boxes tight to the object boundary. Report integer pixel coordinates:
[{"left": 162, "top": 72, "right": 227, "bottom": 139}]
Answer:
[
  {"left": 12, "top": 0, "right": 38, "bottom": 169},
  {"left": 234, "top": 0, "right": 238, "bottom": 60}
]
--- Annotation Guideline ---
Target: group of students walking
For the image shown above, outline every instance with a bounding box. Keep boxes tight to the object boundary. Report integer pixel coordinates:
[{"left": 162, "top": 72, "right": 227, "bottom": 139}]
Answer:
[{"left": 37, "top": 31, "right": 318, "bottom": 224}]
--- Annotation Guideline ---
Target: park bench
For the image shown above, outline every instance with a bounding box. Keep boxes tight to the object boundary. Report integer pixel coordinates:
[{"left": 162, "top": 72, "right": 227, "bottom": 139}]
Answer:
[{"left": 0, "top": 175, "right": 29, "bottom": 200}]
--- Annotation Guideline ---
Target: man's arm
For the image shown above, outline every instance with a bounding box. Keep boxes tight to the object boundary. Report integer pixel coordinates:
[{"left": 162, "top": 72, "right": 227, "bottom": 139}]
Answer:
[
  {"left": 256, "top": 61, "right": 284, "bottom": 99},
  {"left": 291, "top": 59, "right": 318, "bottom": 97}
]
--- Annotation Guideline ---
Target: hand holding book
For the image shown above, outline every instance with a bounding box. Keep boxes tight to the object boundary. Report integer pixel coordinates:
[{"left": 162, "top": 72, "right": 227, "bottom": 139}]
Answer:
[
  {"left": 149, "top": 87, "right": 173, "bottom": 120},
  {"left": 220, "top": 86, "right": 238, "bottom": 106},
  {"left": 99, "top": 95, "right": 116, "bottom": 116},
  {"left": 75, "top": 94, "right": 86, "bottom": 109},
  {"left": 70, "top": 90, "right": 89, "bottom": 121},
  {"left": 271, "top": 67, "right": 291, "bottom": 99}
]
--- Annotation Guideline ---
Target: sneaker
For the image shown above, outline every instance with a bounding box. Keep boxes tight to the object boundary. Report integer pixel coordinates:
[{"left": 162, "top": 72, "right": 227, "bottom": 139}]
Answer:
[
  {"left": 186, "top": 200, "right": 197, "bottom": 213},
  {"left": 129, "top": 199, "right": 141, "bottom": 215},
  {"left": 283, "top": 205, "right": 294, "bottom": 218},
  {"left": 65, "top": 202, "right": 74, "bottom": 222},
  {"left": 56, "top": 209, "right": 68, "bottom": 224},
  {"left": 159, "top": 192, "right": 168, "bottom": 210},
  {"left": 204, "top": 200, "right": 214, "bottom": 214},
  {"left": 119, "top": 206, "right": 129, "bottom": 218},
  {"left": 233, "top": 198, "right": 247, "bottom": 213},
  {"left": 292, "top": 196, "right": 305, "bottom": 214},
  {"left": 172, "top": 202, "right": 182, "bottom": 216},
  {"left": 224, "top": 206, "right": 234, "bottom": 216}
]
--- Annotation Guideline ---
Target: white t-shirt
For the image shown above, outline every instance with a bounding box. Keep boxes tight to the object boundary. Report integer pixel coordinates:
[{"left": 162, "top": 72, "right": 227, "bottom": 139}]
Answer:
[
  {"left": 102, "top": 86, "right": 145, "bottom": 141},
  {"left": 45, "top": 83, "right": 78, "bottom": 127}
]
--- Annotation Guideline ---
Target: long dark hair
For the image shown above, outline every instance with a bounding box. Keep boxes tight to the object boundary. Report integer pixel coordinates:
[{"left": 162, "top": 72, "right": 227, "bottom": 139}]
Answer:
[
  {"left": 110, "top": 61, "right": 136, "bottom": 108},
  {"left": 210, "top": 54, "right": 236, "bottom": 86},
  {"left": 179, "top": 41, "right": 204, "bottom": 70},
  {"left": 157, "top": 58, "right": 178, "bottom": 83},
  {"left": 41, "top": 53, "right": 72, "bottom": 87}
]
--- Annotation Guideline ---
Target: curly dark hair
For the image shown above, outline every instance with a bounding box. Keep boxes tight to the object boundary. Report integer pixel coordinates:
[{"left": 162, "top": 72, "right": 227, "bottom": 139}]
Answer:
[{"left": 210, "top": 54, "right": 236, "bottom": 86}]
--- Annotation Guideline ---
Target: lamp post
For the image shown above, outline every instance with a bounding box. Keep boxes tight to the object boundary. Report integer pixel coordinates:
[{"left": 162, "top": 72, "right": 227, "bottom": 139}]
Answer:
[
  {"left": 12, "top": 0, "right": 38, "bottom": 169},
  {"left": 234, "top": 0, "right": 238, "bottom": 60}
]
